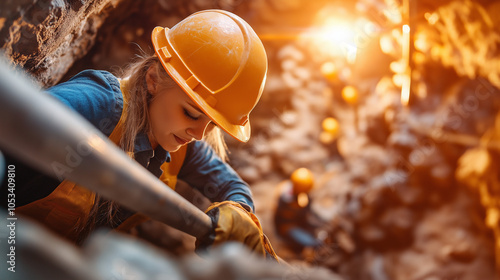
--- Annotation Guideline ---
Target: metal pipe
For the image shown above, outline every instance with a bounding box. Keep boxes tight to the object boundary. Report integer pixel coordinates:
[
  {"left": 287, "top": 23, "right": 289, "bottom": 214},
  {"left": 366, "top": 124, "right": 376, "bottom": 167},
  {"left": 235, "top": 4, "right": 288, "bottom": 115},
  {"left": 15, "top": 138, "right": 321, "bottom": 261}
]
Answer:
[{"left": 0, "top": 59, "right": 213, "bottom": 239}]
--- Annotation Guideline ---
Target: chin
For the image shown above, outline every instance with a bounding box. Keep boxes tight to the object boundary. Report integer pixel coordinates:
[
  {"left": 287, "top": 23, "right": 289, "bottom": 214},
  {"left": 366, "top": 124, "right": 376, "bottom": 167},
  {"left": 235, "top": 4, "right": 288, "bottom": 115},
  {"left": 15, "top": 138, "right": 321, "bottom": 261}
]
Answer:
[
  {"left": 154, "top": 140, "right": 173, "bottom": 152},
  {"left": 164, "top": 140, "right": 182, "bottom": 152},
  {"left": 169, "top": 146, "right": 181, "bottom": 152},
  {"left": 161, "top": 143, "right": 177, "bottom": 152}
]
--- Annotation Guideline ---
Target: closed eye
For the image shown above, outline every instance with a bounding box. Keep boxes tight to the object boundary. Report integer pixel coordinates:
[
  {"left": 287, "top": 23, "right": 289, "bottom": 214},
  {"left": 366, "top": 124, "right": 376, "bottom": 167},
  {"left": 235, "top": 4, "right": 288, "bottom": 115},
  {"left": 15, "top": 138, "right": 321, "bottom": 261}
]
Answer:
[{"left": 183, "top": 108, "right": 199, "bottom": 120}]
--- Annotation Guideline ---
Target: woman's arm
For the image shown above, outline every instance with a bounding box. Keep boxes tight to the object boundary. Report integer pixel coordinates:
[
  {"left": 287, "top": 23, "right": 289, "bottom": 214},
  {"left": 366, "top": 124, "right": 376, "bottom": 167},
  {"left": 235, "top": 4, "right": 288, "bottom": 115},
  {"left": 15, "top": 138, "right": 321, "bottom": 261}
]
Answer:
[{"left": 178, "top": 141, "right": 255, "bottom": 212}]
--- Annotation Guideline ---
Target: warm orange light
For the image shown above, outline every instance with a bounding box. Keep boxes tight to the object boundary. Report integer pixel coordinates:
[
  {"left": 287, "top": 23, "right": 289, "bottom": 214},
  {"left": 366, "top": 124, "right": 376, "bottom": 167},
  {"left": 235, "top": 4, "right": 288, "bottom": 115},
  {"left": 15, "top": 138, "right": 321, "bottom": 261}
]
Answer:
[
  {"left": 291, "top": 168, "right": 314, "bottom": 195},
  {"left": 322, "top": 117, "right": 339, "bottom": 135},
  {"left": 402, "top": 24, "right": 410, "bottom": 64},
  {"left": 319, "top": 131, "right": 337, "bottom": 144},
  {"left": 320, "top": 62, "right": 338, "bottom": 81},
  {"left": 402, "top": 24, "right": 410, "bottom": 34},
  {"left": 401, "top": 74, "right": 411, "bottom": 106},
  {"left": 425, "top": 12, "right": 439, "bottom": 25},
  {"left": 342, "top": 86, "right": 359, "bottom": 105},
  {"left": 401, "top": 24, "right": 411, "bottom": 106},
  {"left": 301, "top": 17, "right": 358, "bottom": 63},
  {"left": 320, "top": 18, "right": 356, "bottom": 43},
  {"left": 487, "top": 208, "right": 500, "bottom": 228}
]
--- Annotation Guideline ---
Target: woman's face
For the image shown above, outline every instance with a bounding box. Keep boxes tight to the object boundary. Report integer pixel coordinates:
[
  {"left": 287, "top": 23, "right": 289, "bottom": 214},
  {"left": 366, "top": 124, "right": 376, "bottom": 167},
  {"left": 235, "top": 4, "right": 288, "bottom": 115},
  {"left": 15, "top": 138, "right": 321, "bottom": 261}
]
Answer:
[{"left": 147, "top": 67, "right": 213, "bottom": 152}]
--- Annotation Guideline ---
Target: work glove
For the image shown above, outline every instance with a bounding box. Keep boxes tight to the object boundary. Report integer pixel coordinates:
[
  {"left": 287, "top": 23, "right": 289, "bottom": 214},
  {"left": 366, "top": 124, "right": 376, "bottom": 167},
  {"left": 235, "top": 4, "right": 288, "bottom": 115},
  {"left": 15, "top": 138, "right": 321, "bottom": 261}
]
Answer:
[{"left": 195, "top": 201, "right": 279, "bottom": 261}]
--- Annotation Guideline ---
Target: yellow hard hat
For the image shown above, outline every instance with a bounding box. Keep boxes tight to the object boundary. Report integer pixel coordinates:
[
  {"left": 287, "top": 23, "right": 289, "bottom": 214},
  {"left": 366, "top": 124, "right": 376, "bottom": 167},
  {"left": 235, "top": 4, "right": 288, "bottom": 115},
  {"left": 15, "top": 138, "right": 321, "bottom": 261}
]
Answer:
[
  {"left": 291, "top": 168, "right": 314, "bottom": 195},
  {"left": 151, "top": 9, "right": 268, "bottom": 142}
]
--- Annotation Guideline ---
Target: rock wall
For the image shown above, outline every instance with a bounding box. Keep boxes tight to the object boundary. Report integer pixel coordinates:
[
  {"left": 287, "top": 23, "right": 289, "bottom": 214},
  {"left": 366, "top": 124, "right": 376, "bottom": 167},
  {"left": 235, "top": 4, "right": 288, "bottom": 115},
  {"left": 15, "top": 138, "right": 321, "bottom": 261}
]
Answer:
[{"left": 0, "top": 0, "right": 122, "bottom": 87}]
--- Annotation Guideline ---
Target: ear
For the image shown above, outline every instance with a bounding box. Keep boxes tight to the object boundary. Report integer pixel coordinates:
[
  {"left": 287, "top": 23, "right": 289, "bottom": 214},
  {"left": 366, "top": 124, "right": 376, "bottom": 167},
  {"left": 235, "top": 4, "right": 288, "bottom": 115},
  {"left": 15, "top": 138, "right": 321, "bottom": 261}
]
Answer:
[{"left": 146, "top": 66, "right": 159, "bottom": 95}]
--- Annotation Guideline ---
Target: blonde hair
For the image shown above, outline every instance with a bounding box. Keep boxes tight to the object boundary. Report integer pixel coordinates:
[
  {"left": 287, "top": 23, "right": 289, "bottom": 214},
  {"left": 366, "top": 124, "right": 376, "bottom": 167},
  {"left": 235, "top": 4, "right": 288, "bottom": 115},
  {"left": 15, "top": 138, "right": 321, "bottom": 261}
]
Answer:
[{"left": 77, "top": 53, "right": 229, "bottom": 244}]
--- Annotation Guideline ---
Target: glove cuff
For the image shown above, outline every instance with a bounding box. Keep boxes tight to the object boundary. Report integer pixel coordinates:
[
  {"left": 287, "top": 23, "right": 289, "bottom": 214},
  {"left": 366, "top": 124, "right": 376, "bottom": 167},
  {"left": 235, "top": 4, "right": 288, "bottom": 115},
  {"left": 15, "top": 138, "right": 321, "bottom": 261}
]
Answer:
[{"left": 194, "top": 206, "right": 219, "bottom": 255}]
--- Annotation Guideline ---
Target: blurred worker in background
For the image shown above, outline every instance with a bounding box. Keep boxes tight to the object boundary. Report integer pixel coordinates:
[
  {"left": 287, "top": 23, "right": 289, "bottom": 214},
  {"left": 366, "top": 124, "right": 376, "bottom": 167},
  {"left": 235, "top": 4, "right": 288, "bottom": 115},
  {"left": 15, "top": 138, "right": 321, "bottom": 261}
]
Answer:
[
  {"left": 274, "top": 168, "right": 325, "bottom": 254},
  {"left": 0, "top": 9, "right": 276, "bottom": 259}
]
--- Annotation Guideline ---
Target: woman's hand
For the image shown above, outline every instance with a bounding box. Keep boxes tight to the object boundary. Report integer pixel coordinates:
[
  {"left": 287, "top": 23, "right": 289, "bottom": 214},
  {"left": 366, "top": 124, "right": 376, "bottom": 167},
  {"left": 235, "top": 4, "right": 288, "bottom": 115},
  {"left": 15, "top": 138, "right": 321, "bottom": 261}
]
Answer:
[{"left": 195, "top": 201, "right": 278, "bottom": 261}]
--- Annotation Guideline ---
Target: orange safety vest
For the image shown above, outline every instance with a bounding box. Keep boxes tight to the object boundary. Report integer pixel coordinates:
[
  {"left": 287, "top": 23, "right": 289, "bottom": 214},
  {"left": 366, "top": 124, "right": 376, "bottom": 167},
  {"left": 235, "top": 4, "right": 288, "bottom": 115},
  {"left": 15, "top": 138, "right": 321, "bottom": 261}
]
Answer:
[{"left": 17, "top": 78, "right": 187, "bottom": 242}]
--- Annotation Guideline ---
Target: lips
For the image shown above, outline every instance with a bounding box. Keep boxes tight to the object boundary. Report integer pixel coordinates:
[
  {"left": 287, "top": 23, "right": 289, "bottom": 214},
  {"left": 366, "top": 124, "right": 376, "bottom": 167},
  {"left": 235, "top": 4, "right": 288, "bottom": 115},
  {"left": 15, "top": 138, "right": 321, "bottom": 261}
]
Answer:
[{"left": 174, "top": 135, "right": 188, "bottom": 145}]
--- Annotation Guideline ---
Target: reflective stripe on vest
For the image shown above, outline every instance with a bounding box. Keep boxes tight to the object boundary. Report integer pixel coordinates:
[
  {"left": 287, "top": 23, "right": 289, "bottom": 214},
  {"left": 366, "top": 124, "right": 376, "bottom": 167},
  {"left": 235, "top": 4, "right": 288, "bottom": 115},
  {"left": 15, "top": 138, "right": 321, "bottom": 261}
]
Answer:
[{"left": 17, "top": 78, "right": 187, "bottom": 242}]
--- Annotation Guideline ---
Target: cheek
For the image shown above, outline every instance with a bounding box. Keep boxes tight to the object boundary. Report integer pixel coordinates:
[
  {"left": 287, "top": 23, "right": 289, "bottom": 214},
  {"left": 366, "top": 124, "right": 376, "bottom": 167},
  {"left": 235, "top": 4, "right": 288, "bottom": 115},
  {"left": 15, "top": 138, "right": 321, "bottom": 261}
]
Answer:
[
  {"left": 149, "top": 97, "right": 171, "bottom": 134},
  {"left": 149, "top": 98, "right": 182, "bottom": 136},
  {"left": 205, "top": 122, "right": 216, "bottom": 134}
]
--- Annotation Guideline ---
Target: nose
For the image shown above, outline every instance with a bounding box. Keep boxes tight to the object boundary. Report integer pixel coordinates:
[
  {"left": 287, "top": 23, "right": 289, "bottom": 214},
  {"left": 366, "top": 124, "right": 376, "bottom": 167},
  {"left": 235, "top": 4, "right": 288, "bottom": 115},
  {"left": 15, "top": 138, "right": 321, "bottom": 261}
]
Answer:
[{"left": 186, "top": 120, "right": 211, "bottom": 141}]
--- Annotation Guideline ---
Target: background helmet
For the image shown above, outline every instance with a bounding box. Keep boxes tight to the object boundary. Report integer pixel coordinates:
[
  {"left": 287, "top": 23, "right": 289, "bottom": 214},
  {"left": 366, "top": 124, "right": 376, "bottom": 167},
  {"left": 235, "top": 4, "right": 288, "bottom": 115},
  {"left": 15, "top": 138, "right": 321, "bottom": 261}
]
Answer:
[{"left": 291, "top": 168, "right": 315, "bottom": 195}]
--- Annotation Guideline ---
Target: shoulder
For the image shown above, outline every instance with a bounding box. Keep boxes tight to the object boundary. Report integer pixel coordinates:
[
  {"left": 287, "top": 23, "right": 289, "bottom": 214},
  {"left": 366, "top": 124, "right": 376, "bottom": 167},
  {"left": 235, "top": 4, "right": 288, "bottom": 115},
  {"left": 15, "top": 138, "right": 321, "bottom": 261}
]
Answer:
[
  {"left": 186, "top": 140, "right": 217, "bottom": 160},
  {"left": 53, "top": 70, "right": 120, "bottom": 91},
  {"left": 189, "top": 140, "right": 211, "bottom": 151},
  {"left": 46, "top": 70, "right": 123, "bottom": 136}
]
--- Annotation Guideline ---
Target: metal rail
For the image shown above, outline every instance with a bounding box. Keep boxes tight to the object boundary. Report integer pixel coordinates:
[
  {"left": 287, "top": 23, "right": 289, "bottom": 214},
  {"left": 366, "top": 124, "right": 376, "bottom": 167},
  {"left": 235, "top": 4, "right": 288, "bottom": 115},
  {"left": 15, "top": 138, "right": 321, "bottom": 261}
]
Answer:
[{"left": 0, "top": 59, "right": 213, "bottom": 239}]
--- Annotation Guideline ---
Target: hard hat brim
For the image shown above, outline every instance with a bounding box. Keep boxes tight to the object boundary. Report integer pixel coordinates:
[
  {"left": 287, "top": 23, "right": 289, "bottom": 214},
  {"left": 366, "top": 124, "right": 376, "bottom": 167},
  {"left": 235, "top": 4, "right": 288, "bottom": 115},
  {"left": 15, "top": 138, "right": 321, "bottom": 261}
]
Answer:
[{"left": 152, "top": 26, "right": 251, "bottom": 143}]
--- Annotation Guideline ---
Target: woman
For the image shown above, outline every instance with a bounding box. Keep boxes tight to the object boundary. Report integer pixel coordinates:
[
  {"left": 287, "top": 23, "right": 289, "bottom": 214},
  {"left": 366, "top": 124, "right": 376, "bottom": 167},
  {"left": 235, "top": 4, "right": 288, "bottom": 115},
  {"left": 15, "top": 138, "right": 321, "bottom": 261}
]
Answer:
[{"left": 2, "top": 9, "right": 276, "bottom": 258}]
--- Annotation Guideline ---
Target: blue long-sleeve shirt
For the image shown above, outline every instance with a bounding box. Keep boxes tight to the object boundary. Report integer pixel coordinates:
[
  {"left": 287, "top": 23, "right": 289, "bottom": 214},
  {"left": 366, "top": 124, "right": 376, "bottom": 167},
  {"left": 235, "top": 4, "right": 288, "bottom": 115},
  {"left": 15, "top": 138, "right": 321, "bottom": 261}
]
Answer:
[{"left": 1, "top": 70, "right": 254, "bottom": 213}]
